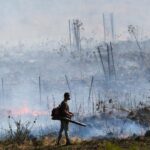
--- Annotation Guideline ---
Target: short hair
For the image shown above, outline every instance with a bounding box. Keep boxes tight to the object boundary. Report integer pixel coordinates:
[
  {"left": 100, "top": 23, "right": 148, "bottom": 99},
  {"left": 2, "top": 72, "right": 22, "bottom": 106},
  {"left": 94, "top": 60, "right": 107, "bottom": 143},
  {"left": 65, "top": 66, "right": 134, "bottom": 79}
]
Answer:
[{"left": 64, "top": 92, "right": 70, "bottom": 98}]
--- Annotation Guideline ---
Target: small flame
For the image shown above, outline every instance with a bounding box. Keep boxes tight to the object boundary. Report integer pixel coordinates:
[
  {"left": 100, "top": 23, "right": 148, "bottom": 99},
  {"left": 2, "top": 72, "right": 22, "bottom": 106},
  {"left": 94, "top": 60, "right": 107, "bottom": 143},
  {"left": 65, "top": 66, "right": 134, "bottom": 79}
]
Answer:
[{"left": 10, "top": 105, "right": 48, "bottom": 116}]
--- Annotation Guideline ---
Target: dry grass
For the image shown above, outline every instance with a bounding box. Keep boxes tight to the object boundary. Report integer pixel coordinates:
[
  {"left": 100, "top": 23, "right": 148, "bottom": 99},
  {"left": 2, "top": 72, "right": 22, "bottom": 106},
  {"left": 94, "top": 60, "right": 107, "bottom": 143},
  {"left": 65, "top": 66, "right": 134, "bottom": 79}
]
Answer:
[{"left": 0, "top": 136, "right": 150, "bottom": 150}]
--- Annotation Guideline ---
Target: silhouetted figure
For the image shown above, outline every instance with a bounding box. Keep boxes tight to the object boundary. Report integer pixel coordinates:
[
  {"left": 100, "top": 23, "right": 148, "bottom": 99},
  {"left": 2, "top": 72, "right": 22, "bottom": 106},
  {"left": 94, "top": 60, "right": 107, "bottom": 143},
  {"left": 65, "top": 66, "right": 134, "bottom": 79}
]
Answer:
[{"left": 57, "top": 92, "right": 74, "bottom": 145}]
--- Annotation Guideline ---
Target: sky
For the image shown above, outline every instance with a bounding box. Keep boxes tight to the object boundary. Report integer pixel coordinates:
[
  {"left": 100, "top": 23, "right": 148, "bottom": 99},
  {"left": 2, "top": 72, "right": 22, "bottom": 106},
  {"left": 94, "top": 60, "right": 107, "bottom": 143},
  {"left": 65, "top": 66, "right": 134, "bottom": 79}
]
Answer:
[{"left": 0, "top": 0, "right": 149, "bottom": 43}]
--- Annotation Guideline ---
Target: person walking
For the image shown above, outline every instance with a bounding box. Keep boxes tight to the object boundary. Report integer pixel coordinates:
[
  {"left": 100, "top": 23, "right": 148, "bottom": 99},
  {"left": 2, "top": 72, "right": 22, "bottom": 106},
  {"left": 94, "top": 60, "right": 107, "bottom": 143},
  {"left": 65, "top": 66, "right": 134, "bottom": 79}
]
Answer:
[{"left": 56, "top": 92, "right": 73, "bottom": 145}]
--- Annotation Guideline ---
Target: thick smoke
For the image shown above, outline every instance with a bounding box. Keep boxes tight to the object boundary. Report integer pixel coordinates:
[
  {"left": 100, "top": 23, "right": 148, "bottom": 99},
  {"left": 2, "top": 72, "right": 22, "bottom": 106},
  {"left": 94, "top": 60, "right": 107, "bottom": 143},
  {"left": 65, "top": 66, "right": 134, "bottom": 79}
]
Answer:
[{"left": 0, "top": 39, "right": 150, "bottom": 138}]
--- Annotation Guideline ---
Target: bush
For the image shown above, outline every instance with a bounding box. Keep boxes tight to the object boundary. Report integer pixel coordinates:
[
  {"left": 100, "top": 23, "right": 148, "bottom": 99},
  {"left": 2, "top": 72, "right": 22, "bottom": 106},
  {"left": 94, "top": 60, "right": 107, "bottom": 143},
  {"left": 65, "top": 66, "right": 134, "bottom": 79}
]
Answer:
[{"left": 5, "top": 115, "right": 36, "bottom": 145}]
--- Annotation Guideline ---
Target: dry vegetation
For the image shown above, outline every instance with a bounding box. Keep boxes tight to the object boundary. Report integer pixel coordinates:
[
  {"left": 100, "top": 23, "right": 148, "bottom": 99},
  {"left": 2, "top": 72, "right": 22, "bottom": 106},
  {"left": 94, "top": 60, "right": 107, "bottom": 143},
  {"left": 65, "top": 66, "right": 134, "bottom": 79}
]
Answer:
[
  {"left": 1, "top": 136, "right": 150, "bottom": 150},
  {"left": 2, "top": 105, "right": 150, "bottom": 149}
]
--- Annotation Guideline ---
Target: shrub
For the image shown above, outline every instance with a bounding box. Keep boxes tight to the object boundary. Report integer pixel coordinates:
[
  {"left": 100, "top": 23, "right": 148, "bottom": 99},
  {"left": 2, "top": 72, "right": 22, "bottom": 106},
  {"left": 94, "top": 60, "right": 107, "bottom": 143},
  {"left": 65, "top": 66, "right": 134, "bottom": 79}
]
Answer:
[{"left": 5, "top": 115, "right": 36, "bottom": 145}]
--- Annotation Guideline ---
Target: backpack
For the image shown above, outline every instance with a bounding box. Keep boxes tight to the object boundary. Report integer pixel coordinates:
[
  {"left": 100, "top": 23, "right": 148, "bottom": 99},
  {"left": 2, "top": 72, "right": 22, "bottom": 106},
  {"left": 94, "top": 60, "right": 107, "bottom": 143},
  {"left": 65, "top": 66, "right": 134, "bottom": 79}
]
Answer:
[{"left": 51, "top": 105, "right": 61, "bottom": 119}]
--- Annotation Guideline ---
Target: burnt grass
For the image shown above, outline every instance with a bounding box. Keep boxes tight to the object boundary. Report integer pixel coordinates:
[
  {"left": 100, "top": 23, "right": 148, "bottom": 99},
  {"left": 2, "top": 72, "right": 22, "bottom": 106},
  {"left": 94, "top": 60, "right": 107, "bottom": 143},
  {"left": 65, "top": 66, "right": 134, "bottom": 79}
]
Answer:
[{"left": 0, "top": 136, "right": 150, "bottom": 150}]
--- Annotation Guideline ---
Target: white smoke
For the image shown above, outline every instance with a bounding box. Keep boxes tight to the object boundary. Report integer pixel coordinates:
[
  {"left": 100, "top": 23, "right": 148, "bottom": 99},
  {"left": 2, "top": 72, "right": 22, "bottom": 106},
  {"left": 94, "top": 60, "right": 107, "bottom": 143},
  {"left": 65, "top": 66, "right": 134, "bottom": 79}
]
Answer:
[{"left": 0, "top": 39, "right": 150, "bottom": 138}]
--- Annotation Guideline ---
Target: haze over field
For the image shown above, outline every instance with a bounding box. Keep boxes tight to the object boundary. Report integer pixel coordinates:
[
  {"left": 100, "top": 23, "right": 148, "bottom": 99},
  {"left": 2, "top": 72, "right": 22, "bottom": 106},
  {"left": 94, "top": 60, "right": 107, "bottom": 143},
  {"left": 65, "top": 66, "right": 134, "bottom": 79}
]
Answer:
[
  {"left": 0, "top": 0, "right": 149, "bottom": 43},
  {"left": 0, "top": 0, "right": 149, "bottom": 139},
  {"left": 0, "top": 39, "right": 149, "bottom": 138}
]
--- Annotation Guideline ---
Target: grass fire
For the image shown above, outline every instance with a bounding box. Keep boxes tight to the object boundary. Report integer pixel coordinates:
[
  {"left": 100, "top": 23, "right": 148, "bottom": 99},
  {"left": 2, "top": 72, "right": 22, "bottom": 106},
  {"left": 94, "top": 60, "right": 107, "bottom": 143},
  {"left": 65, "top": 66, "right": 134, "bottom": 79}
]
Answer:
[{"left": 0, "top": 0, "right": 150, "bottom": 149}]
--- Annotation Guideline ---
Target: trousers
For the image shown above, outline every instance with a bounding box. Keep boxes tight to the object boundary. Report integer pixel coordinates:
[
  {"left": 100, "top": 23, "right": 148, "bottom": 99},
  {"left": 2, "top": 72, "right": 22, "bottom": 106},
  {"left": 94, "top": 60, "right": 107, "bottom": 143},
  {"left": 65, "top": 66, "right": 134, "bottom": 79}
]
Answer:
[{"left": 57, "top": 120, "right": 70, "bottom": 144}]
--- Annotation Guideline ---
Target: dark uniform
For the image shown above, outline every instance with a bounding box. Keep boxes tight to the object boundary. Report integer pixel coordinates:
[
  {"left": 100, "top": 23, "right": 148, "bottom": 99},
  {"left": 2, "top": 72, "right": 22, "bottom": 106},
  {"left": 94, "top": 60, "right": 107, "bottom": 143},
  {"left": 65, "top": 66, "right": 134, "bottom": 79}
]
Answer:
[{"left": 57, "top": 101, "right": 71, "bottom": 144}]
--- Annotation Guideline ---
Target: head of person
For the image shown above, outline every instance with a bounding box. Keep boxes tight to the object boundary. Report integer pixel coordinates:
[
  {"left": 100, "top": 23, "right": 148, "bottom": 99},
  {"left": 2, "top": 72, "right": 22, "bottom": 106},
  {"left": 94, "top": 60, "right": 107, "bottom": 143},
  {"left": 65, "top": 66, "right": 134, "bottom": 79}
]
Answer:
[{"left": 64, "top": 92, "right": 70, "bottom": 101}]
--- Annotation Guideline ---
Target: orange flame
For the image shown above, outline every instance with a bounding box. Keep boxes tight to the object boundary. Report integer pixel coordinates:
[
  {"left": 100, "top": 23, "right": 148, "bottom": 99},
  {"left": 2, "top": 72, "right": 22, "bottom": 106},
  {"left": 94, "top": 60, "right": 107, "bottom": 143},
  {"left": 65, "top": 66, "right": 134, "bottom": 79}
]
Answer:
[{"left": 10, "top": 105, "right": 48, "bottom": 116}]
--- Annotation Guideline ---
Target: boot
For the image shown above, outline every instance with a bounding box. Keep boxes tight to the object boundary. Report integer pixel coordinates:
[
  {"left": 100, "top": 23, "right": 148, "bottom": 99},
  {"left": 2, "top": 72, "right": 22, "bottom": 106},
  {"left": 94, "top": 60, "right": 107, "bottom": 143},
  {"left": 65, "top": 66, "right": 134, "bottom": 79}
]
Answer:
[{"left": 66, "top": 139, "right": 72, "bottom": 145}]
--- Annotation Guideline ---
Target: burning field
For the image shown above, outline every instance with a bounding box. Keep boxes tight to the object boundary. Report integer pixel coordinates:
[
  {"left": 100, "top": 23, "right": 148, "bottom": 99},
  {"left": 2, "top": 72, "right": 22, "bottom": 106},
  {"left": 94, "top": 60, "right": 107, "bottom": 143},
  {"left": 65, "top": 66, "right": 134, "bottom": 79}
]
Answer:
[
  {"left": 0, "top": 38, "right": 150, "bottom": 149},
  {"left": 0, "top": 2, "right": 150, "bottom": 148}
]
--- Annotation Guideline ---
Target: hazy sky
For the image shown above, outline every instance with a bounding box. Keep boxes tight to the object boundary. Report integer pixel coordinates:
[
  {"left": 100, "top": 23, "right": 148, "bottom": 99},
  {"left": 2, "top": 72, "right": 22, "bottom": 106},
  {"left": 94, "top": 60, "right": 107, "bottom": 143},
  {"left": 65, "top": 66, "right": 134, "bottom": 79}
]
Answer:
[{"left": 0, "top": 0, "right": 149, "bottom": 43}]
